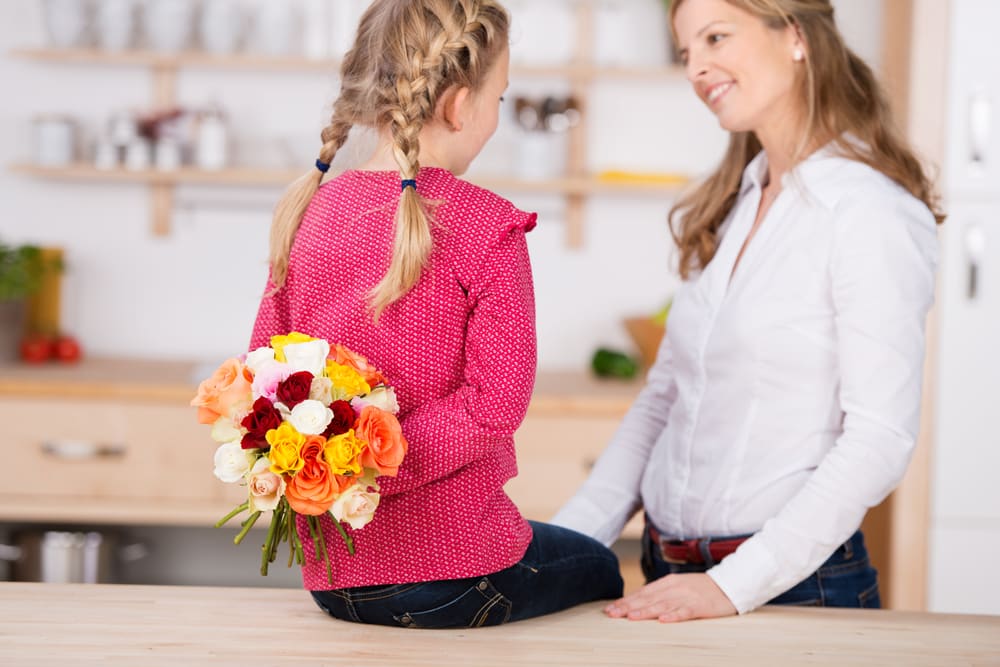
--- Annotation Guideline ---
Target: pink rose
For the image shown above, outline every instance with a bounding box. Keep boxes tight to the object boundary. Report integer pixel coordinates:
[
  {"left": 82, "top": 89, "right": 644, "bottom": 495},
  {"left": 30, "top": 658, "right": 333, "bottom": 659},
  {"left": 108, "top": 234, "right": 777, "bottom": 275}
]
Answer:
[{"left": 251, "top": 360, "right": 292, "bottom": 402}]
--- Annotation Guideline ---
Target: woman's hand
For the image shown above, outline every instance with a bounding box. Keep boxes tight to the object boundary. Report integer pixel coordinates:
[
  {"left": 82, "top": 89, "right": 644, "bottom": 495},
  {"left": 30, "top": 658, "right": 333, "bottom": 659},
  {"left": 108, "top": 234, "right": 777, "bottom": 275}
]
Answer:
[{"left": 604, "top": 573, "right": 737, "bottom": 623}]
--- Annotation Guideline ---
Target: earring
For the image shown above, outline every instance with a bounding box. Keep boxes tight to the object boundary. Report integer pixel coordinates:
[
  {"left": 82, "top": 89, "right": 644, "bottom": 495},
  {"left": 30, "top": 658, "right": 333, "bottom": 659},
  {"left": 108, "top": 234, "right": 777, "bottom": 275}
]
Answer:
[{"left": 793, "top": 48, "right": 804, "bottom": 62}]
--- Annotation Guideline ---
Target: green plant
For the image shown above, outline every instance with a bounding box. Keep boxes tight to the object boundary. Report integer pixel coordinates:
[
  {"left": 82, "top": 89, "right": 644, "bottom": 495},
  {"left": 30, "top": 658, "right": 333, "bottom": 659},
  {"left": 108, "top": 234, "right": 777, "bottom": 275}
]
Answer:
[{"left": 0, "top": 242, "right": 55, "bottom": 301}]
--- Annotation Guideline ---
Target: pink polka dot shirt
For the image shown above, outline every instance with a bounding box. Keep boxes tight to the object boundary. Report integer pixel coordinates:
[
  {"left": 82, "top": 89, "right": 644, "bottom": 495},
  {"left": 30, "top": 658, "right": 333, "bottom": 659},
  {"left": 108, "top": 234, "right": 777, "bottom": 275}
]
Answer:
[{"left": 250, "top": 167, "right": 538, "bottom": 590}]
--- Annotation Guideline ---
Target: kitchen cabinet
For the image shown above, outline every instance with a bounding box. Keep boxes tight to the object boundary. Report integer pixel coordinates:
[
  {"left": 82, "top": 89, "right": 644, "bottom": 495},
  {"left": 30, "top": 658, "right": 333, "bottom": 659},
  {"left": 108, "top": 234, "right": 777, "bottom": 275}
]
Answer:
[
  {"left": 8, "top": 0, "right": 688, "bottom": 247},
  {"left": 0, "top": 359, "right": 642, "bottom": 532}
]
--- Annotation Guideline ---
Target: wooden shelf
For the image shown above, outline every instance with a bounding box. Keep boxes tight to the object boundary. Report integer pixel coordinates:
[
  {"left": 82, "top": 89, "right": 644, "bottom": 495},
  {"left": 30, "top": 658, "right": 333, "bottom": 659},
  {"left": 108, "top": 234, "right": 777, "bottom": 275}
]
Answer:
[
  {"left": 10, "top": 47, "right": 685, "bottom": 80},
  {"left": 11, "top": 2, "right": 685, "bottom": 245},
  {"left": 9, "top": 163, "right": 689, "bottom": 196}
]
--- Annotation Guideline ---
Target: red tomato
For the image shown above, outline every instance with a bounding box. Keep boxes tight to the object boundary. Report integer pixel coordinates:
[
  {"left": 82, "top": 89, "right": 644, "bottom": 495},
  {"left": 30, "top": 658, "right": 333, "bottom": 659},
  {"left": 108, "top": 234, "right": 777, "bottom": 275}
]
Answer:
[
  {"left": 54, "top": 335, "right": 82, "bottom": 363},
  {"left": 20, "top": 336, "right": 53, "bottom": 364}
]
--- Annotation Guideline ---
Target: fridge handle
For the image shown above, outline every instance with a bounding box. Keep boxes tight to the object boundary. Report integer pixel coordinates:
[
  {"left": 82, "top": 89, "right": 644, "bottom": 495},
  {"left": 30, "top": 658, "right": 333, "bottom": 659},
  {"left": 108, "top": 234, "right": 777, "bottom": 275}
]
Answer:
[
  {"left": 969, "top": 88, "right": 991, "bottom": 169},
  {"left": 965, "top": 224, "right": 986, "bottom": 301}
]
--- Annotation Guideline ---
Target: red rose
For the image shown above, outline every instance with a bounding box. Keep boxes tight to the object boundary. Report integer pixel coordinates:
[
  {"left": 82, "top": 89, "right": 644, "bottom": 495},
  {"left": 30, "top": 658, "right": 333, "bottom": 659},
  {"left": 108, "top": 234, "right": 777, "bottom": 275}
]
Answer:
[
  {"left": 276, "top": 371, "right": 314, "bottom": 409},
  {"left": 324, "top": 400, "right": 356, "bottom": 437},
  {"left": 240, "top": 396, "right": 282, "bottom": 449}
]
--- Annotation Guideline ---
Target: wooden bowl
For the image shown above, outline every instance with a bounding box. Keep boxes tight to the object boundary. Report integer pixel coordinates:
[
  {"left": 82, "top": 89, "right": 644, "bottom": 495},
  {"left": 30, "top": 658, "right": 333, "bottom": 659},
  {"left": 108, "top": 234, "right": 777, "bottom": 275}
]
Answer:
[{"left": 623, "top": 316, "right": 666, "bottom": 369}]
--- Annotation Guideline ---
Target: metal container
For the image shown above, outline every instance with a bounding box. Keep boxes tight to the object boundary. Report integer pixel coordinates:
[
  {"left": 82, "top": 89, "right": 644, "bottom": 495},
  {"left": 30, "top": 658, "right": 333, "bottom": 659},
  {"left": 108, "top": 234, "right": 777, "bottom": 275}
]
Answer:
[{"left": 0, "top": 530, "right": 146, "bottom": 583}]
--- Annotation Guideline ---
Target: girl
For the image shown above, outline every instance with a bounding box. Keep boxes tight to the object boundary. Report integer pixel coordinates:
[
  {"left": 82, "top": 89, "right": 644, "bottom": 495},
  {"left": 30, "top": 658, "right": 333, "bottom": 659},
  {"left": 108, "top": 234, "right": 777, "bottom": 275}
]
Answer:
[
  {"left": 554, "top": 0, "right": 941, "bottom": 622},
  {"left": 250, "top": 0, "right": 623, "bottom": 629}
]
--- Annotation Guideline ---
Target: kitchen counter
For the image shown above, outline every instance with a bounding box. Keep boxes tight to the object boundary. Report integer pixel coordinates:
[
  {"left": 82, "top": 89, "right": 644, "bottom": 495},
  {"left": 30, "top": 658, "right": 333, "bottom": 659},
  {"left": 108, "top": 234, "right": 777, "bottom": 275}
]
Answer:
[
  {"left": 0, "top": 582, "right": 997, "bottom": 666},
  {"left": 0, "top": 357, "right": 643, "bottom": 415}
]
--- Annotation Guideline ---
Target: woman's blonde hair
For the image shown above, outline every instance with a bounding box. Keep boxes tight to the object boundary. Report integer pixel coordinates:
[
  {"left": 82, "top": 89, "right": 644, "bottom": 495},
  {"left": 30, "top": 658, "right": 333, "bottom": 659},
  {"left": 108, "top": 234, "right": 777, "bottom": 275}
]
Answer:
[
  {"left": 268, "top": 0, "right": 510, "bottom": 317},
  {"left": 668, "top": 0, "right": 944, "bottom": 279}
]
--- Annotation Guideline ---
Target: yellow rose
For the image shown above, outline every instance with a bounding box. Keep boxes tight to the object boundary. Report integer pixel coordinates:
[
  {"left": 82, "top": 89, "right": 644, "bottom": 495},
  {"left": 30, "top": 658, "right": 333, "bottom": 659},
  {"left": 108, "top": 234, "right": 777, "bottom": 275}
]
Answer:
[
  {"left": 266, "top": 422, "right": 306, "bottom": 475},
  {"left": 270, "top": 332, "right": 317, "bottom": 363},
  {"left": 324, "top": 429, "right": 364, "bottom": 477},
  {"left": 325, "top": 361, "right": 371, "bottom": 401}
]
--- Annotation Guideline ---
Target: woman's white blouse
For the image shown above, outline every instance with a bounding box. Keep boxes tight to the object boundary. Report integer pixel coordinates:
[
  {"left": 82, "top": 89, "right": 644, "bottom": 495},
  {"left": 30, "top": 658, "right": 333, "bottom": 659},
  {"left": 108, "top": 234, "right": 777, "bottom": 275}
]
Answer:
[{"left": 551, "top": 148, "right": 939, "bottom": 613}]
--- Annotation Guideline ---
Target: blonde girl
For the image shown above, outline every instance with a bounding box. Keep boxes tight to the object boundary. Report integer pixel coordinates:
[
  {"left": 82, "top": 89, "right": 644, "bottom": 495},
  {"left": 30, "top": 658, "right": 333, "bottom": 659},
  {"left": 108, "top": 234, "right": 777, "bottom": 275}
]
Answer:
[
  {"left": 555, "top": 0, "right": 941, "bottom": 622},
  {"left": 250, "top": 0, "right": 623, "bottom": 629}
]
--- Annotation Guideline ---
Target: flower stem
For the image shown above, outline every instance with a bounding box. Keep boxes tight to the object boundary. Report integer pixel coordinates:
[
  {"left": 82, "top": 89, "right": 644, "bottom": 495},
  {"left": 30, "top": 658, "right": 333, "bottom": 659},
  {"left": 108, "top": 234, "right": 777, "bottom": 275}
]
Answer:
[
  {"left": 328, "top": 511, "right": 355, "bottom": 555},
  {"left": 215, "top": 501, "right": 250, "bottom": 528},
  {"left": 233, "top": 510, "right": 261, "bottom": 545},
  {"left": 260, "top": 505, "right": 282, "bottom": 575},
  {"left": 308, "top": 516, "right": 333, "bottom": 587},
  {"left": 286, "top": 508, "right": 296, "bottom": 567}
]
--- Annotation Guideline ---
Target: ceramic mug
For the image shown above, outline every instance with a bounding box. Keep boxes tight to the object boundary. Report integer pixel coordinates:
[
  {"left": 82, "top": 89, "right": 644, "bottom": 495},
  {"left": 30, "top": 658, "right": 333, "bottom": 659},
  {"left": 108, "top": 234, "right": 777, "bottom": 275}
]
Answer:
[
  {"left": 143, "top": 0, "right": 196, "bottom": 52},
  {"left": 95, "top": 0, "right": 136, "bottom": 51},
  {"left": 42, "top": 0, "right": 90, "bottom": 48}
]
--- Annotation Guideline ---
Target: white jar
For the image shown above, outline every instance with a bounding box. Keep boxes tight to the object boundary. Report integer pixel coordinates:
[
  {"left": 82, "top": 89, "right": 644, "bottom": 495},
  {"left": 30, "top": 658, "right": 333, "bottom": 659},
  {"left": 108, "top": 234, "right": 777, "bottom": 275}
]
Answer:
[
  {"left": 124, "top": 137, "right": 152, "bottom": 171},
  {"left": 200, "top": 0, "right": 243, "bottom": 55},
  {"left": 144, "top": 0, "right": 196, "bottom": 53},
  {"left": 42, "top": 0, "right": 88, "bottom": 49},
  {"left": 96, "top": 0, "right": 137, "bottom": 51},
  {"left": 195, "top": 112, "right": 228, "bottom": 170},
  {"left": 33, "top": 115, "right": 77, "bottom": 166},
  {"left": 93, "top": 138, "right": 118, "bottom": 170},
  {"left": 154, "top": 136, "right": 182, "bottom": 171}
]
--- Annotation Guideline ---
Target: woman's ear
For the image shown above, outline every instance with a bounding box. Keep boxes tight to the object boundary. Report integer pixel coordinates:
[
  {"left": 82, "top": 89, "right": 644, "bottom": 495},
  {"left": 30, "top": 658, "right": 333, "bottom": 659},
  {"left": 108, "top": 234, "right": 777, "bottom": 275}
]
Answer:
[{"left": 437, "top": 86, "right": 470, "bottom": 132}]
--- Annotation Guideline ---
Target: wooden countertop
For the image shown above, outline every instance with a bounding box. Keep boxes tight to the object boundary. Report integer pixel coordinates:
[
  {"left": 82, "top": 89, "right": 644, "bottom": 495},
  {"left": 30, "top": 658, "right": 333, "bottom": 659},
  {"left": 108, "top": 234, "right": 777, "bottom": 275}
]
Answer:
[
  {"left": 0, "top": 583, "right": 997, "bottom": 666},
  {"left": 0, "top": 357, "right": 643, "bottom": 416}
]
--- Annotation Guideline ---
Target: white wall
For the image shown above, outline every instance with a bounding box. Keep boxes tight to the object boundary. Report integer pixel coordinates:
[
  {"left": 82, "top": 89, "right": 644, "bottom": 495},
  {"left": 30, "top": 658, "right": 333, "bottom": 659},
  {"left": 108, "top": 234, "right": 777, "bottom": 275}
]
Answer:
[{"left": 0, "top": 0, "right": 883, "bottom": 373}]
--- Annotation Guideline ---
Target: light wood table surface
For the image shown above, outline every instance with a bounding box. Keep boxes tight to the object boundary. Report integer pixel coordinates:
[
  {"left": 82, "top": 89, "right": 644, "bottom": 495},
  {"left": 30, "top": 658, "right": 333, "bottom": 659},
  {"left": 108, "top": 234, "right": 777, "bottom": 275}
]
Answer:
[{"left": 1, "top": 583, "right": 998, "bottom": 666}]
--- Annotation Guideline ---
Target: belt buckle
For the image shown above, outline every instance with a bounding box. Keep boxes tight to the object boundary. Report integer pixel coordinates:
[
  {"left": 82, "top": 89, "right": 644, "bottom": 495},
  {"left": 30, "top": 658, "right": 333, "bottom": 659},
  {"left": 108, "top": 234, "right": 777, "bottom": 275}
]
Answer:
[{"left": 658, "top": 537, "right": 695, "bottom": 565}]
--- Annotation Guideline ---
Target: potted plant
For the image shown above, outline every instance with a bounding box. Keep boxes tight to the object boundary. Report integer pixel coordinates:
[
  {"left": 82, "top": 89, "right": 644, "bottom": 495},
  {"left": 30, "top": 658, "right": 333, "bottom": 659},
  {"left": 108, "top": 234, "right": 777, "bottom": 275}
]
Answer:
[{"left": 0, "top": 242, "right": 53, "bottom": 362}]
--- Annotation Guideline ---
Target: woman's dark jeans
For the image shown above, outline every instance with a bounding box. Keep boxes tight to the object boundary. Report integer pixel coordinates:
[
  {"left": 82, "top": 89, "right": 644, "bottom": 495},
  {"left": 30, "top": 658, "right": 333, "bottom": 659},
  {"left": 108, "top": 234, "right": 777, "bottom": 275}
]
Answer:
[
  {"left": 641, "top": 526, "right": 881, "bottom": 608},
  {"left": 310, "top": 521, "right": 624, "bottom": 629}
]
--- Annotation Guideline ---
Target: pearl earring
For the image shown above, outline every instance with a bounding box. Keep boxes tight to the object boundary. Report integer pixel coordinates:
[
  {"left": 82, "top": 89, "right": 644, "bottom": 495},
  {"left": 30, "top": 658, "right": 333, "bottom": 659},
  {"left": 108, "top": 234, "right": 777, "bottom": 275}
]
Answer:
[{"left": 793, "top": 48, "right": 804, "bottom": 62}]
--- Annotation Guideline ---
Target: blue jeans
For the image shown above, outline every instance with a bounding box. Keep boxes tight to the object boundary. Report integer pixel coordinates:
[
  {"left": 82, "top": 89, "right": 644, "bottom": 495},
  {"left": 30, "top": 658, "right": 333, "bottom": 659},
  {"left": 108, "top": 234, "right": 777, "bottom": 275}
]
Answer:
[
  {"left": 310, "top": 521, "right": 624, "bottom": 629},
  {"left": 641, "top": 524, "right": 881, "bottom": 608}
]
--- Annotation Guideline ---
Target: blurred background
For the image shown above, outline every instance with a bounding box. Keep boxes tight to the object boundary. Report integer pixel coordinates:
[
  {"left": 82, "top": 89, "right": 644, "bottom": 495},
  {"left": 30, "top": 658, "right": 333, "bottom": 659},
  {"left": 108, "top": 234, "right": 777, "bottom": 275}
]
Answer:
[{"left": 0, "top": 0, "right": 996, "bottom": 619}]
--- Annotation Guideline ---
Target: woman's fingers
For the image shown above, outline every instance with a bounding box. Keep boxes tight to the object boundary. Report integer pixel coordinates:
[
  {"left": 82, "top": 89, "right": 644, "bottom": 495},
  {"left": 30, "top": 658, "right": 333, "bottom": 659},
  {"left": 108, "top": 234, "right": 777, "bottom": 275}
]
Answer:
[{"left": 603, "top": 573, "right": 736, "bottom": 622}]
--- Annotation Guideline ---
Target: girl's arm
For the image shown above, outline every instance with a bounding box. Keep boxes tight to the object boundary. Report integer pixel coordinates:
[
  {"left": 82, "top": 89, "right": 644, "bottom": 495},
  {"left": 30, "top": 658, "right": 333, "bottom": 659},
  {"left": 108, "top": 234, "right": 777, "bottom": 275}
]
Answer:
[
  {"left": 707, "top": 191, "right": 939, "bottom": 614},
  {"left": 378, "top": 228, "right": 537, "bottom": 496}
]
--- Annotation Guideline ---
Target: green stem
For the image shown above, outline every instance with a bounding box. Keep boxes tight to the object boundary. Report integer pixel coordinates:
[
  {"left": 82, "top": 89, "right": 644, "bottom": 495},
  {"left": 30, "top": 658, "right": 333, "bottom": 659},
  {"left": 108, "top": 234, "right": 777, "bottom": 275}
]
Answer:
[
  {"left": 215, "top": 501, "right": 250, "bottom": 528},
  {"left": 286, "top": 507, "right": 296, "bottom": 568},
  {"left": 260, "top": 504, "right": 283, "bottom": 576},
  {"left": 233, "top": 510, "right": 261, "bottom": 545},
  {"left": 308, "top": 516, "right": 333, "bottom": 587},
  {"left": 291, "top": 519, "right": 304, "bottom": 566},
  {"left": 328, "top": 511, "right": 355, "bottom": 555}
]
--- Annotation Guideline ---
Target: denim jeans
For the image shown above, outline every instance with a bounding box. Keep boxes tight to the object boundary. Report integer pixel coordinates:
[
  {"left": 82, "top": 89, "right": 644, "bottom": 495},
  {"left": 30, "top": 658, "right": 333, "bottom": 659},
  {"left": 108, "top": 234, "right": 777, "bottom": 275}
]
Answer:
[
  {"left": 641, "top": 524, "right": 881, "bottom": 608},
  {"left": 310, "top": 521, "right": 624, "bottom": 629}
]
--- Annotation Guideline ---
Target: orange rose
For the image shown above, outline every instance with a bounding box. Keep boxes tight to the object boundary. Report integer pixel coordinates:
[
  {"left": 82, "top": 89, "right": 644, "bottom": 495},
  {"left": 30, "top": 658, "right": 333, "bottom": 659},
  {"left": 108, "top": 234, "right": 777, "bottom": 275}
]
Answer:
[
  {"left": 190, "top": 358, "right": 253, "bottom": 425},
  {"left": 284, "top": 437, "right": 339, "bottom": 516},
  {"left": 356, "top": 406, "right": 407, "bottom": 477},
  {"left": 330, "top": 344, "right": 387, "bottom": 387}
]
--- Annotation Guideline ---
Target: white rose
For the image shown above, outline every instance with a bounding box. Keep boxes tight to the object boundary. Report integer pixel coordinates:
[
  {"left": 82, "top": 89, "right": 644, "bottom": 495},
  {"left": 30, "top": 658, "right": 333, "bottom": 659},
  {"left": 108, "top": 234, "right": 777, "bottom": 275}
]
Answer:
[
  {"left": 247, "top": 456, "right": 286, "bottom": 512},
  {"left": 245, "top": 347, "right": 276, "bottom": 374},
  {"left": 309, "top": 376, "right": 333, "bottom": 404},
  {"left": 350, "top": 386, "right": 399, "bottom": 415},
  {"left": 210, "top": 416, "right": 242, "bottom": 444},
  {"left": 213, "top": 440, "right": 253, "bottom": 483},
  {"left": 288, "top": 399, "right": 333, "bottom": 435},
  {"left": 283, "top": 339, "right": 330, "bottom": 377},
  {"left": 330, "top": 483, "right": 381, "bottom": 530}
]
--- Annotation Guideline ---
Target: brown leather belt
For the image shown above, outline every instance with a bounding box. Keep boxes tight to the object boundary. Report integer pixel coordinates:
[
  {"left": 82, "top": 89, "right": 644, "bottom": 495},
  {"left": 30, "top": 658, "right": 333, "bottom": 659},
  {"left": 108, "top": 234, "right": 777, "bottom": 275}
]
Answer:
[{"left": 648, "top": 524, "right": 749, "bottom": 565}]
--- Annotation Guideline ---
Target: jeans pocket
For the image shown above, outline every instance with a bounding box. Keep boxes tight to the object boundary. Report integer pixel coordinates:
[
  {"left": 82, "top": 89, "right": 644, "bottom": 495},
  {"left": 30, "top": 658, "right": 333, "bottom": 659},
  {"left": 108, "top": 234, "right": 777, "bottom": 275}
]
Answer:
[
  {"left": 817, "top": 557, "right": 879, "bottom": 608},
  {"left": 858, "top": 580, "right": 881, "bottom": 609},
  {"left": 769, "top": 573, "right": 824, "bottom": 607},
  {"left": 393, "top": 578, "right": 512, "bottom": 629}
]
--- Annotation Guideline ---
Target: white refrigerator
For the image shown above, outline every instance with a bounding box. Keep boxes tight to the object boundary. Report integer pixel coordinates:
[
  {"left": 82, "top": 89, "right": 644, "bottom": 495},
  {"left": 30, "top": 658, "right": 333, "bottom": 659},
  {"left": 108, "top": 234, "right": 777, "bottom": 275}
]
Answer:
[{"left": 927, "top": 0, "right": 1000, "bottom": 615}]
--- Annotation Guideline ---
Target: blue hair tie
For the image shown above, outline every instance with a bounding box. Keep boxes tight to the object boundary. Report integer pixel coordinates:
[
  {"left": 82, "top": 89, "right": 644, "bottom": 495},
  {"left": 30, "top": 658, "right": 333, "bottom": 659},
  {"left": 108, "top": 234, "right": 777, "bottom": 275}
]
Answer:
[
  {"left": 315, "top": 158, "right": 330, "bottom": 173},
  {"left": 401, "top": 179, "right": 417, "bottom": 192}
]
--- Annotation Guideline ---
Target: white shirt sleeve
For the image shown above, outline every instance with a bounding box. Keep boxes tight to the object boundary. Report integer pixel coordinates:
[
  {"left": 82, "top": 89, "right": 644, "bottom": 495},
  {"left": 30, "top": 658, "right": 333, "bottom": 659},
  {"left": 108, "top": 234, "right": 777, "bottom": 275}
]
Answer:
[
  {"left": 708, "top": 189, "right": 939, "bottom": 613},
  {"left": 550, "top": 329, "right": 680, "bottom": 546}
]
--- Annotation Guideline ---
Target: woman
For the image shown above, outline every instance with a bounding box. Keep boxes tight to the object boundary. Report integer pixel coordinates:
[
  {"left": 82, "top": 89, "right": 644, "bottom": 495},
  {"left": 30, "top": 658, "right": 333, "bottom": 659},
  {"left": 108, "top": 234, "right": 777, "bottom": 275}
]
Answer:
[{"left": 553, "top": 0, "right": 942, "bottom": 622}]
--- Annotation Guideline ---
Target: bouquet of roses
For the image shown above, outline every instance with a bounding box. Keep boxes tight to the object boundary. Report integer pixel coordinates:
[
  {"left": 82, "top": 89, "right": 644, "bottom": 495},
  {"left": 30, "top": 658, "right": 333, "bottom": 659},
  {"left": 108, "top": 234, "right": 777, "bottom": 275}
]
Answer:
[{"left": 190, "top": 332, "right": 407, "bottom": 584}]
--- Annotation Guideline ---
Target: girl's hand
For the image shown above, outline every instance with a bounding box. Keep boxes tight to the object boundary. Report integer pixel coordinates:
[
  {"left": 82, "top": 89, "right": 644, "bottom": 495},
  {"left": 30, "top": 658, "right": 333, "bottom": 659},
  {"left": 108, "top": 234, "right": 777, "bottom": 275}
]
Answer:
[{"left": 604, "top": 573, "right": 737, "bottom": 623}]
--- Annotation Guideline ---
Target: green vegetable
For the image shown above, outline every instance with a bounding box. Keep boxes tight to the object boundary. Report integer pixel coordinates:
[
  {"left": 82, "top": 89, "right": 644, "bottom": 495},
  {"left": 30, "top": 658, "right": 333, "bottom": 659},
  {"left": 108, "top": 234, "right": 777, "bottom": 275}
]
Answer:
[{"left": 591, "top": 348, "right": 639, "bottom": 379}]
